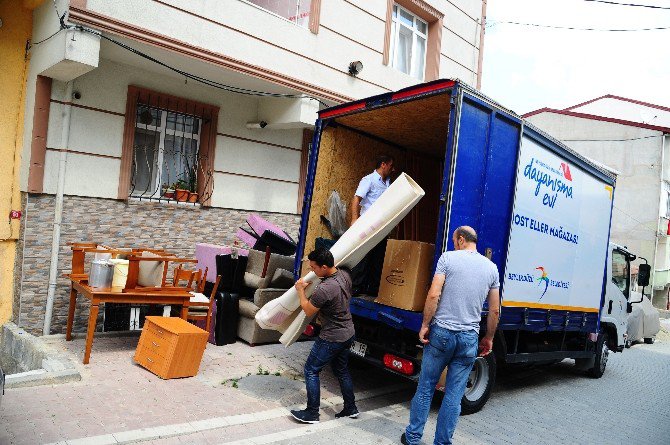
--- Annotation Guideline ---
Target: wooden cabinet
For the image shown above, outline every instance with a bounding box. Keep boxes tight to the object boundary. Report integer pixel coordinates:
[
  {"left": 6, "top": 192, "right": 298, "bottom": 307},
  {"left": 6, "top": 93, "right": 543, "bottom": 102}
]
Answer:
[{"left": 134, "top": 316, "right": 208, "bottom": 379}]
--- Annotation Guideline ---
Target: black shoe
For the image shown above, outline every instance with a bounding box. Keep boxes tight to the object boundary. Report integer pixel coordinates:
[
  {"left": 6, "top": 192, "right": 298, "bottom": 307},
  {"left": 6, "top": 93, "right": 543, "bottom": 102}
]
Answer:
[
  {"left": 335, "top": 406, "right": 360, "bottom": 419},
  {"left": 400, "top": 432, "right": 409, "bottom": 445},
  {"left": 290, "top": 409, "right": 320, "bottom": 424}
]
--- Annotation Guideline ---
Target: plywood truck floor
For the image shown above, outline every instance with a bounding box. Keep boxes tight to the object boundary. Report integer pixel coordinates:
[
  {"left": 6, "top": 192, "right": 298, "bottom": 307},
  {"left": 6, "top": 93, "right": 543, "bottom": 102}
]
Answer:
[{"left": 303, "top": 92, "right": 451, "bottom": 275}]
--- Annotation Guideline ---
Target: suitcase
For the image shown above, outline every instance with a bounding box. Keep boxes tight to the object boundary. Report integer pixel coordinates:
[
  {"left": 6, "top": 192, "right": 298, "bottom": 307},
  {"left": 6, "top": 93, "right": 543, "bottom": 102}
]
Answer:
[
  {"left": 214, "top": 291, "right": 239, "bottom": 346},
  {"left": 215, "top": 254, "right": 248, "bottom": 293}
]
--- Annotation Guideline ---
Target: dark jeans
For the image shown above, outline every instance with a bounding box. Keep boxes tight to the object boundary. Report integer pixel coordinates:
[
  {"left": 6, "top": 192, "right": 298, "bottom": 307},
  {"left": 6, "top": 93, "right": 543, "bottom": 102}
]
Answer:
[
  {"left": 304, "top": 336, "right": 356, "bottom": 414},
  {"left": 352, "top": 238, "right": 387, "bottom": 296}
]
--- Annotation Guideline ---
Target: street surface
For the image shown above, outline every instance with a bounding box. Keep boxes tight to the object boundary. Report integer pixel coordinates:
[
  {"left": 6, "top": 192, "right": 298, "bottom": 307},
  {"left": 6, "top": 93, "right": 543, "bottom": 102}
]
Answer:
[{"left": 1, "top": 324, "right": 668, "bottom": 445}]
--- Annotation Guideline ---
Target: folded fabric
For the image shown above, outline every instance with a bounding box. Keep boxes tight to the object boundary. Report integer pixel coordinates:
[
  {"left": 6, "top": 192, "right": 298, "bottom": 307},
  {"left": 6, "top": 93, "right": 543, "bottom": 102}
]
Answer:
[
  {"left": 235, "top": 228, "right": 258, "bottom": 248},
  {"left": 246, "top": 213, "right": 294, "bottom": 244},
  {"left": 189, "top": 291, "right": 210, "bottom": 304}
]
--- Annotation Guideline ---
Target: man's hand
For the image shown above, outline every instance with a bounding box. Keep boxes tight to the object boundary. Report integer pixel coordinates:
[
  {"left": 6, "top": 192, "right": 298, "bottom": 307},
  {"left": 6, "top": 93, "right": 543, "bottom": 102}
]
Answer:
[
  {"left": 295, "top": 278, "right": 309, "bottom": 291},
  {"left": 478, "top": 337, "right": 493, "bottom": 356},
  {"left": 419, "top": 325, "right": 430, "bottom": 344}
]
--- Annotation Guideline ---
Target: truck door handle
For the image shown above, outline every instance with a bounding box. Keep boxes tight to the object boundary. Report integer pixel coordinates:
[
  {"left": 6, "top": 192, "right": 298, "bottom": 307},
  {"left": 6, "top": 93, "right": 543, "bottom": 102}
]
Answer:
[{"left": 608, "top": 300, "right": 613, "bottom": 314}]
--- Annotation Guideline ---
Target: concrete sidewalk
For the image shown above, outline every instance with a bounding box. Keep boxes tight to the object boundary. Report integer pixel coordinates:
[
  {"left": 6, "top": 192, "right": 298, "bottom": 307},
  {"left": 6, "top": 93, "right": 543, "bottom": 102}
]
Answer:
[{"left": 0, "top": 333, "right": 410, "bottom": 445}]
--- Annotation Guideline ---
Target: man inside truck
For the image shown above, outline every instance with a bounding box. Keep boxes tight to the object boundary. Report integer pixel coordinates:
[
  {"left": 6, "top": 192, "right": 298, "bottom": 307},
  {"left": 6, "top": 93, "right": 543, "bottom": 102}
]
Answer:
[
  {"left": 402, "top": 227, "right": 500, "bottom": 445},
  {"left": 350, "top": 154, "right": 395, "bottom": 296},
  {"left": 290, "top": 248, "right": 358, "bottom": 424}
]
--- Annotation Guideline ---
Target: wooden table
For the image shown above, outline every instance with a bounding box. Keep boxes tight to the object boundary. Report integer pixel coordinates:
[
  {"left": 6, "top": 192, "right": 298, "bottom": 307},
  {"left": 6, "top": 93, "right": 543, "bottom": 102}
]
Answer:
[{"left": 65, "top": 275, "right": 193, "bottom": 364}]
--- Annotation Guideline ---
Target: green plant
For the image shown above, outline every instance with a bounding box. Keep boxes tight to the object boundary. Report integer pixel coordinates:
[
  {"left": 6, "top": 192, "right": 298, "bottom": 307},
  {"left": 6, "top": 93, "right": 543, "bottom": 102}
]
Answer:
[{"left": 175, "top": 178, "right": 188, "bottom": 190}]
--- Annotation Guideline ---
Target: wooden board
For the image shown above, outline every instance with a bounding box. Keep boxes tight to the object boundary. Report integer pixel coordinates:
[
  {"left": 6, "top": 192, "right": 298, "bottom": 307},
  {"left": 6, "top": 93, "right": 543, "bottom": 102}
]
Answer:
[{"left": 335, "top": 93, "right": 451, "bottom": 154}]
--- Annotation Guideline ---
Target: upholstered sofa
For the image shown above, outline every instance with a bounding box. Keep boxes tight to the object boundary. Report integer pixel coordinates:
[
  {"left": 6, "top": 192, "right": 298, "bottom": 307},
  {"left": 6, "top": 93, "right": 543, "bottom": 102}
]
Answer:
[{"left": 237, "top": 249, "right": 295, "bottom": 345}]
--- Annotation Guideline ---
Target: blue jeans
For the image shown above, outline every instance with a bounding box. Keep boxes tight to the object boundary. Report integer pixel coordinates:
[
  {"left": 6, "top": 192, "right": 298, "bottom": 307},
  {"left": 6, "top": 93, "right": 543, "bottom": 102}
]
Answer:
[
  {"left": 304, "top": 336, "right": 356, "bottom": 414},
  {"left": 405, "top": 325, "right": 478, "bottom": 445}
]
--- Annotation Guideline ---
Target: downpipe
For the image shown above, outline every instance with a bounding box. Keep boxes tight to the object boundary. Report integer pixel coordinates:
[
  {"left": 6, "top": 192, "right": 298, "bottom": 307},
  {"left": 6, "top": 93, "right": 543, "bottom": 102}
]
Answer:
[{"left": 44, "top": 81, "right": 73, "bottom": 335}]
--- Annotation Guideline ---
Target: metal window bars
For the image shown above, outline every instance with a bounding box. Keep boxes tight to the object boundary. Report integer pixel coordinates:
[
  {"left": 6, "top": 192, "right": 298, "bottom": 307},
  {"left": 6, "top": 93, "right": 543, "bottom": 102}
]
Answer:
[{"left": 129, "top": 101, "right": 213, "bottom": 205}]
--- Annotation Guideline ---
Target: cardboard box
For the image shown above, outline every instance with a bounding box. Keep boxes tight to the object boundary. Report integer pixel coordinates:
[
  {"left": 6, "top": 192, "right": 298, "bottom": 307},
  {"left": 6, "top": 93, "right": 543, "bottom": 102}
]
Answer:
[{"left": 375, "top": 240, "right": 435, "bottom": 311}]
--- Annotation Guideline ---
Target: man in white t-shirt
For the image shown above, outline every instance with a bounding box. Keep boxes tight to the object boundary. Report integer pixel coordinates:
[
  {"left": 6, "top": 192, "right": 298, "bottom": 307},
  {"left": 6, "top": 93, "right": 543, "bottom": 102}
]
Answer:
[{"left": 350, "top": 154, "right": 395, "bottom": 295}]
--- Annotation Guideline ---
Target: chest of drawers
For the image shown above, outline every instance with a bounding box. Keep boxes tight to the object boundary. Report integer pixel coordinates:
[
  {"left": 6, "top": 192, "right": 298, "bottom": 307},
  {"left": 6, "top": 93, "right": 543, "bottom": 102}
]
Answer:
[{"left": 134, "top": 316, "right": 208, "bottom": 379}]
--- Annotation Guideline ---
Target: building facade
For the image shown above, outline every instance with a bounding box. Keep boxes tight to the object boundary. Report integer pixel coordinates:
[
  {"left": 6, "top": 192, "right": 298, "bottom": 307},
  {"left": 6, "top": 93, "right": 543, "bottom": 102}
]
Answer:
[
  {"left": 16, "top": 0, "right": 487, "bottom": 335},
  {"left": 0, "top": 0, "right": 45, "bottom": 326},
  {"left": 525, "top": 97, "right": 670, "bottom": 309}
]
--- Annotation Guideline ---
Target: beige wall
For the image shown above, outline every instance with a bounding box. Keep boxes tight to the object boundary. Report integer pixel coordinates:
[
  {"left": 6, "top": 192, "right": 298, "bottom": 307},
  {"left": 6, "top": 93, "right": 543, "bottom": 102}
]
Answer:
[
  {"left": 41, "top": 58, "right": 303, "bottom": 212},
  {"left": 78, "top": 0, "right": 482, "bottom": 96}
]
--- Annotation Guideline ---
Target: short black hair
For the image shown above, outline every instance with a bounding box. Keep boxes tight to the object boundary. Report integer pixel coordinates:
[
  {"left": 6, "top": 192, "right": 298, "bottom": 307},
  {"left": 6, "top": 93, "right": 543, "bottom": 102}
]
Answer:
[
  {"left": 454, "top": 226, "right": 478, "bottom": 243},
  {"left": 375, "top": 154, "right": 394, "bottom": 169},
  {"left": 307, "top": 247, "right": 334, "bottom": 267}
]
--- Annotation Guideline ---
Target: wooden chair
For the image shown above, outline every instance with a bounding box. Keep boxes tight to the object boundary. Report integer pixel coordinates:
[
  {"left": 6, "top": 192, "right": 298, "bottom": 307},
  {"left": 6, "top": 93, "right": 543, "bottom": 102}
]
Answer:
[
  {"left": 170, "top": 265, "right": 203, "bottom": 289},
  {"left": 187, "top": 274, "right": 222, "bottom": 334}
]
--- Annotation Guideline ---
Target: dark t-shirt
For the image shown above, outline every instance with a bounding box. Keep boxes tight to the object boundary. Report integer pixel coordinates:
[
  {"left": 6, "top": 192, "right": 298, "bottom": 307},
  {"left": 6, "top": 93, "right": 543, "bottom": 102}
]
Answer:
[{"left": 310, "top": 268, "right": 355, "bottom": 342}]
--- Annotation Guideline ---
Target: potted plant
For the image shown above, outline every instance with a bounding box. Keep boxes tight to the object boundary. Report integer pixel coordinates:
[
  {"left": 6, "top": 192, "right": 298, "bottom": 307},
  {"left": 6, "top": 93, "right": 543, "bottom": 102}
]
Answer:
[
  {"left": 174, "top": 178, "right": 189, "bottom": 202},
  {"left": 187, "top": 162, "right": 199, "bottom": 203},
  {"left": 162, "top": 183, "right": 176, "bottom": 199}
]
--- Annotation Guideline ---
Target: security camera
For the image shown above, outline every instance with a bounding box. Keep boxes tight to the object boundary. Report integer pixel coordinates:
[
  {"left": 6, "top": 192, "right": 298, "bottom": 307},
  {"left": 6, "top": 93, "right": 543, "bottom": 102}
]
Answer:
[
  {"left": 259, "top": 121, "right": 268, "bottom": 128},
  {"left": 73, "top": 91, "right": 82, "bottom": 100}
]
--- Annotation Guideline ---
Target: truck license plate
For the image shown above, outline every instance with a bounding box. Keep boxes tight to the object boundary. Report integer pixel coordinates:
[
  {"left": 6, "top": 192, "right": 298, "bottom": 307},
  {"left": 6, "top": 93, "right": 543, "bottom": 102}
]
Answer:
[{"left": 350, "top": 341, "right": 367, "bottom": 357}]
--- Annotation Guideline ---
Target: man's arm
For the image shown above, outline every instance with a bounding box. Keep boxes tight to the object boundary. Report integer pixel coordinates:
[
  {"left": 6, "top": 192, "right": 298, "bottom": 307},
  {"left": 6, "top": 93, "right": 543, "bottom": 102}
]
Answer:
[
  {"left": 350, "top": 195, "right": 362, "bottom": 226},
  {"left": 295, "top": 278, "right": 319, "bottom": 317},
  {"left": 478, "top": 287, "right": 500, "bottom": 356},
  {"left": 418, "top": 274, "right": 446, "bottom": 344}
]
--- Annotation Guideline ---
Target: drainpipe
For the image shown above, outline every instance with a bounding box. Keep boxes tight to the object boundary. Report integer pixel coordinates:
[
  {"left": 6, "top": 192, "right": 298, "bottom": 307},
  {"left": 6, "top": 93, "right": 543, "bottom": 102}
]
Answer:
[
  {"left": 476, "top": 0, "right": 487, "bottom": 90},
  {"left": 651, "top": 133, "right": 667, "bottom": 307},
  {"left": 44, "top": 81, "right": 73, "bottom": 335}
]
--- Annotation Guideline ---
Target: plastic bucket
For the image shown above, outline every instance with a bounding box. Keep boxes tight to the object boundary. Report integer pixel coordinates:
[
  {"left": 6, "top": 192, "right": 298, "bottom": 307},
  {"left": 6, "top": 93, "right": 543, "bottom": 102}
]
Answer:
[
  {"left": 89, "top": 260, "right": 113, "bottom": 288},
  {"left": 110, "top": 259, "right": 129, "bottom": 289}
]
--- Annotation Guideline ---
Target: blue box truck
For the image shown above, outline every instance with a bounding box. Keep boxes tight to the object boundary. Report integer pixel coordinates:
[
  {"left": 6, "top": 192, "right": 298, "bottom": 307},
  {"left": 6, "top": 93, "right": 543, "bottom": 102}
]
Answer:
[{"left": 294, "top": 79, "right": 645, "bottom": 414}]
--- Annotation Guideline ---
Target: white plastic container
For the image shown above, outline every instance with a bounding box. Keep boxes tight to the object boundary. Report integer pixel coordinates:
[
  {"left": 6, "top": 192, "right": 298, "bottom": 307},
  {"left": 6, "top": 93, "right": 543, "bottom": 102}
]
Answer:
[
  {"left": 110, "top": 259, "right": 129, "bottom": 289},
  {"left": 89, "top": 260, "right": 113, "bottom": 288}
]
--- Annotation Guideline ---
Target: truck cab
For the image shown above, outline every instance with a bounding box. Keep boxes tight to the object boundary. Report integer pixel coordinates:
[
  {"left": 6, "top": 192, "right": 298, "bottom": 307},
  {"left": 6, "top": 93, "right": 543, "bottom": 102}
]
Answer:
[{"left": 601, "top": 243, "right": 636, "bottom": 352}]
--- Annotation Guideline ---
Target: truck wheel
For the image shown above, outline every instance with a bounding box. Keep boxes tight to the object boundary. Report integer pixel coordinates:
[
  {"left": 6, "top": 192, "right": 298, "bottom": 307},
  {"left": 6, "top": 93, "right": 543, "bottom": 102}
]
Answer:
[
  {"left": 644, "top": 337, "right": 655, "bottom": 344},
  {"left": 587, "top": 332, "right": 609, "bottom": 378},
  {"left": 460, "top": 353, "right": 496, "bottom": 415}
]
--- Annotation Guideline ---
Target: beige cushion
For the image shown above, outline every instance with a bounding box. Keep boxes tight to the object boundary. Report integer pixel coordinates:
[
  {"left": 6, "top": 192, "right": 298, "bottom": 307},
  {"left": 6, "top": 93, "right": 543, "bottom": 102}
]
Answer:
[
  {"left": 269, "top": 268, "right": 294, "bottom": 289},
  {"left": 188, "top": 306, "right": 209, "bottom": 312},
  {"left": 244, "top": 272, "right": 265, "bottom": 289},
  {"left": 138, "top": 251, "right": 164, "bottom": 287},
  {"left": 239, "top": 299, "right": 260, "bottom": 318}
]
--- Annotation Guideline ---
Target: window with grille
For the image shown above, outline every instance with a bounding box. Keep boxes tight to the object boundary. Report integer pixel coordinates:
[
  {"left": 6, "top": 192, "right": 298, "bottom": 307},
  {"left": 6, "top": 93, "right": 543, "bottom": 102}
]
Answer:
[
  {"left": 119, "top": 86, "right": 219, "bottom": 205},
  {"left": 132, "top": 106, "right": 201, "bottom": 200},
  {"left": 390, "top": 4, "right": 428, "bottom": 80}
]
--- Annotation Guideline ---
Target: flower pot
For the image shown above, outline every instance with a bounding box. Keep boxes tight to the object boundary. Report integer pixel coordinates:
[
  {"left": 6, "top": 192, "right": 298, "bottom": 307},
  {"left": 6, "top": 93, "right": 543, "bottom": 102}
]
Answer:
[
  {"left": 163, "top": 188, "right": 175, "bottom": 199},
  {"left": 188, "top": 192, "right": 199, "bottom": 203},
  {"left": 175, "top": 189, "right": 189, "bottom": 202}
]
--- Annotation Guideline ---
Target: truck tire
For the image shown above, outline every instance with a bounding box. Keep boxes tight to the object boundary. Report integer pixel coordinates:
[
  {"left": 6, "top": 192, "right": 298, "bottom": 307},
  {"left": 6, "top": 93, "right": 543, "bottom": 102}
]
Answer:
[
  {"left": 460, "top": 353, "right": 496, "bottom": 415},
  {"left": 644, "top": 337, "right": 655, "bottom": 344},
  {"left": 587, "top": 332, "right": 609, "bottom": 378}
]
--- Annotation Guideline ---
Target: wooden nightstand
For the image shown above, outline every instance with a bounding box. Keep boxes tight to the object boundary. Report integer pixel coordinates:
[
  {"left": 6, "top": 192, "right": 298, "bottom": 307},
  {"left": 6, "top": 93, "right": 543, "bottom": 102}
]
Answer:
[{"left": 135, "top": 316, "right": 208, "bottom": 379}]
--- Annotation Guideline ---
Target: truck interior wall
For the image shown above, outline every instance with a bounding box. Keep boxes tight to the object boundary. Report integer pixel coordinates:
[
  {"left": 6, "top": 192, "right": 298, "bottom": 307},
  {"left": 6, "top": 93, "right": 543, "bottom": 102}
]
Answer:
[{"left": 302, "top": 96, "right": 449, "bottom": 275}]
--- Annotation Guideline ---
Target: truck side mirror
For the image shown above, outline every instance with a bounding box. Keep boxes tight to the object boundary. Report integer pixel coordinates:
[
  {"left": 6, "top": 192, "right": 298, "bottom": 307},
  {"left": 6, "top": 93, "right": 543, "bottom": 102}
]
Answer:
[{"left": 637, "top": 264, "right": 651, "bottom": 287}]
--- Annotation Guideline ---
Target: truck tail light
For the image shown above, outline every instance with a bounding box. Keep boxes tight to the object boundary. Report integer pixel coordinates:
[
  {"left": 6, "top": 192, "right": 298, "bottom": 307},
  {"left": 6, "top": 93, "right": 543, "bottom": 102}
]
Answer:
[{"left": 383, "top": 353, "right": 415, "bottom": 376}]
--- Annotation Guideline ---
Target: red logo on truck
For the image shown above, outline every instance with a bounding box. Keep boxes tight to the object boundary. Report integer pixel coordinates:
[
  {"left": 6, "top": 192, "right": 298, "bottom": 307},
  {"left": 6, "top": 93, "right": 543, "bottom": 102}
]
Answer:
[{"left": 560, "top": 163, "right": 572, "bottom": 181}]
